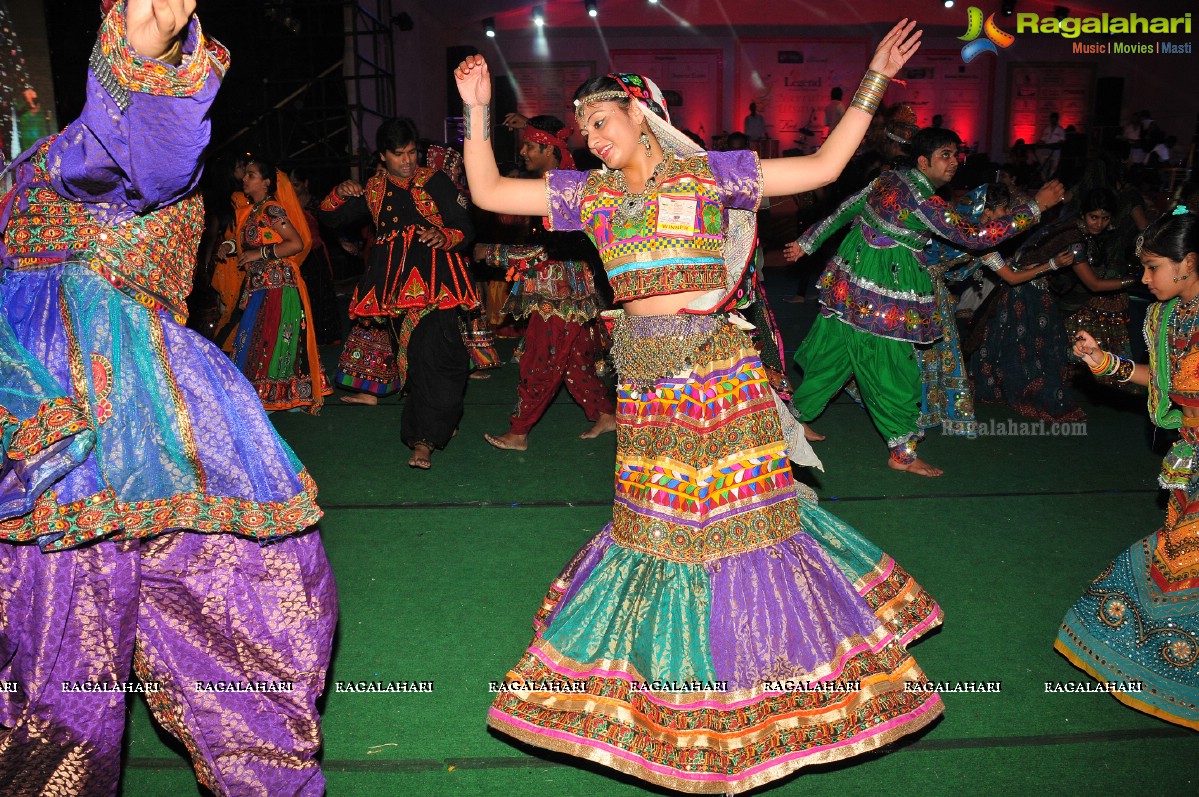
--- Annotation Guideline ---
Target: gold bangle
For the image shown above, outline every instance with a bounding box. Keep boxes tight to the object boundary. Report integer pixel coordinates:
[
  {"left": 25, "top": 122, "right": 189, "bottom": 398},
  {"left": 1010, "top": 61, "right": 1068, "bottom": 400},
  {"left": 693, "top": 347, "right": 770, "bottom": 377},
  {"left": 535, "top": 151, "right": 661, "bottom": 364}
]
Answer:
[
  {"left": 851, "top": 71, "right": 890, "bottom": 116},
  {"left": 155, "top": 39, "right": 184, "bottom": 67},
  {"left": 850, "top": 96, "right": 881, "bottom": 114}
]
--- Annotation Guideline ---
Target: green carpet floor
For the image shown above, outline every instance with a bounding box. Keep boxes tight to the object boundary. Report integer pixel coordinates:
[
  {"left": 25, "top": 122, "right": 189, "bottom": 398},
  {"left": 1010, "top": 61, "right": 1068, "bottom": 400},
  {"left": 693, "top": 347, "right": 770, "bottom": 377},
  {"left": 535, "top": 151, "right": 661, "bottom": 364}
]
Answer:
[{"left": 118, "top": 275, "right": 1199, "bottom": 795}]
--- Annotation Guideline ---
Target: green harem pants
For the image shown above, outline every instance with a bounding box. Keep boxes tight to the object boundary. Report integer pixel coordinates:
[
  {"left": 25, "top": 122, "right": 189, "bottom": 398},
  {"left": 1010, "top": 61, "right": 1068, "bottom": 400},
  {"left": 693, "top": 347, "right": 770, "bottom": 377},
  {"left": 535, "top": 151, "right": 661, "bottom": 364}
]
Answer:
[{"left": 792, "top": 313, "right": 921, "bottom": 453}]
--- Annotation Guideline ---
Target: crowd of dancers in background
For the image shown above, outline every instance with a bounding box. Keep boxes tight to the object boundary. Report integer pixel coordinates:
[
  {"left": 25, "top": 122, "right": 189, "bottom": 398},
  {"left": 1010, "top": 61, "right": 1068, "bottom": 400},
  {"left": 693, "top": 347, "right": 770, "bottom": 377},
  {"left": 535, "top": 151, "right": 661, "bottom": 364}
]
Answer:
[{"left": 198, "top": 81, "right": 1198, "bottom": 479}]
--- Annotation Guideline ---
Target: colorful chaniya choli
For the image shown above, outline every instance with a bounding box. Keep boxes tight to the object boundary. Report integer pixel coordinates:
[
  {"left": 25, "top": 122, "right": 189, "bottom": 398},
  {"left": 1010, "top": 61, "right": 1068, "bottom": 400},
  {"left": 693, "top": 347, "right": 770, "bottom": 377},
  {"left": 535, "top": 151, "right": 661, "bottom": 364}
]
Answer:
[
  {"left": 967, "top": 219, "right": 1087, "bottom": 422},
  {"left": 1056, "top": 297, "right": 1199, "bottom": 729},
  {"left": 483, "top": 149, "right": 945, "bottom": 794},
  {"left": 231, "top": 197, "right": 332, "bottom": 412},
  {"left": 0, "top": 21, "right": 318, "bottom": 552}
]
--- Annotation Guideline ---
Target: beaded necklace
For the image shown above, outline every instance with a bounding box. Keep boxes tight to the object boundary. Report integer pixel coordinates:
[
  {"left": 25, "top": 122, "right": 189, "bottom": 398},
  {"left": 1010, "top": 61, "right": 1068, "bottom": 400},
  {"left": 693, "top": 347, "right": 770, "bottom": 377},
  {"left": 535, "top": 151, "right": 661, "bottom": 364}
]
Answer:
[
  {"left": 1169, "top": 293, "right": 1199, "bottom": 377},
  {"left": 608, "top": 154, "right": 670, "bottom": 227},
  {"left": 242, "top": 196, "right": 270, "bottom": 243}
]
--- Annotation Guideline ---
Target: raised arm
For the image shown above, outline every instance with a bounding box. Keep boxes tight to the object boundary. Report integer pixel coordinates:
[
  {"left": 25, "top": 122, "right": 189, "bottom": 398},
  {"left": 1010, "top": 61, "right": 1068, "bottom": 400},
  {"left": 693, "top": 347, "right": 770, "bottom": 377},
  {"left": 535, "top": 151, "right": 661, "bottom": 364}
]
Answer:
[
  {"left": 48, "top": 0, "right": 224, "bottom": 222},
  {"left": 318, "top": 181, "right": 371, "bottom": 230},
  {"left": 454, "top": 55, "right": 549, "bottom": 216},
  {"left": 913, "top": 181, "right": 1063, "bottom": 250},
  {"left": 796, "top": 182, "right": 873, "bottom": 254},
  {"left": 761, "top": 19, "right": 921, "bottom": 197}
]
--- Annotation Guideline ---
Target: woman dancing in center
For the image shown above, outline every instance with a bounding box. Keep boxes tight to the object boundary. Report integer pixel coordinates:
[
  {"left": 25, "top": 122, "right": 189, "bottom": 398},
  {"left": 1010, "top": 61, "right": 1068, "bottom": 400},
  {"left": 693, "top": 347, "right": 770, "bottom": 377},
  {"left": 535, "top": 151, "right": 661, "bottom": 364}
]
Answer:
[{"left": 456, "top": 21, "right": 942, "bottom": 794}]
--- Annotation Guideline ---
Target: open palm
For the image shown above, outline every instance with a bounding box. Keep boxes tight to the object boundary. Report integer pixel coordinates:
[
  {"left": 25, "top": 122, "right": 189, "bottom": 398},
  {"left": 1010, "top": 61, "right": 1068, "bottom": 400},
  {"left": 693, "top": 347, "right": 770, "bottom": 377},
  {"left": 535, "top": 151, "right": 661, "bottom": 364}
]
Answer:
[{"left": 869, "top": 19, "right": 923, "bottom": 78}]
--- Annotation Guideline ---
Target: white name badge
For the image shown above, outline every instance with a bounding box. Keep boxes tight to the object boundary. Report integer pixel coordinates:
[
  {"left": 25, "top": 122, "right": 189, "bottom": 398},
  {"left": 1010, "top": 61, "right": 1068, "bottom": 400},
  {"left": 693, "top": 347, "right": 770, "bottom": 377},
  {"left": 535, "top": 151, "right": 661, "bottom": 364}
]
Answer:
[{"left": 655, "top": 194, "right": 698, "bottom": 237}]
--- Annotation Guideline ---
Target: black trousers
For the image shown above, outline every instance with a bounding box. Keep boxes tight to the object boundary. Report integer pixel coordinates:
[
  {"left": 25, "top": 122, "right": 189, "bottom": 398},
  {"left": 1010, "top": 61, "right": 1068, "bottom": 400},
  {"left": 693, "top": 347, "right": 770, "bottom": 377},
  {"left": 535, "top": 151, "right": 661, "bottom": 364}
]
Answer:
[{"left": 402, "top": 309, "right": 469, "bottom": 449}]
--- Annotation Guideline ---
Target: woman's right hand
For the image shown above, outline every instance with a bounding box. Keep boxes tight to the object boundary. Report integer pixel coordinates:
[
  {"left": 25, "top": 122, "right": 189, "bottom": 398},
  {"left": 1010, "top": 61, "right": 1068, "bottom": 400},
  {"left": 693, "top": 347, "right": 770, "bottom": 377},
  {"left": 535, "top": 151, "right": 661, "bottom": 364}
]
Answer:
[
  {"left": 454, "top": 54, "right": 492, "bottom": 106},
  {"left": 1072, "top": 330, "right": 1102, "bottom": 367},
  {"left": 1054, "top": 249, "right": 1075, "bottom": 268},
  {"left": 783, "top": 241, "right": 805, "bottom": 262}
]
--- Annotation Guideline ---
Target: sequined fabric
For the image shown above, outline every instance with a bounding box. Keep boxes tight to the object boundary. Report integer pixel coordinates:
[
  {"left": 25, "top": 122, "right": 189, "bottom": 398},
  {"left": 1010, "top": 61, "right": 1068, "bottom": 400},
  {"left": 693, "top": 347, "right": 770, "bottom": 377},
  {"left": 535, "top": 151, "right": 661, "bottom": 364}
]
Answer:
[
  {"left": 4, "top": 145, "right": 205, "bottom": 324},
  {"left": 502, "top": 258, "right": 603, "bottom": 323},
  {"left": 334, "top": 320, "right": 401, "bottom": 395},
  {"left": 0, "top": 7, "right": 335, "bottom": 793},
  {"left": 918, "top": 263, "right": 978, "bottom": 436},
  {"left": 799, "top": 168, "right": 1041, "bottom": 345}
]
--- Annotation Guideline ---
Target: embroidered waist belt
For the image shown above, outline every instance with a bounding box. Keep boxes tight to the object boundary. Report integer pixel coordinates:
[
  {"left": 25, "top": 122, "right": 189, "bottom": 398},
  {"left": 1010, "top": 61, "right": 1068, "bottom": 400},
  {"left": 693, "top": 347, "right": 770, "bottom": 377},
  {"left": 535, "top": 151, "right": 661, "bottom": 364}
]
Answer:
[{"left": 609, "top": 312, "right": 726, "bottom": 390}]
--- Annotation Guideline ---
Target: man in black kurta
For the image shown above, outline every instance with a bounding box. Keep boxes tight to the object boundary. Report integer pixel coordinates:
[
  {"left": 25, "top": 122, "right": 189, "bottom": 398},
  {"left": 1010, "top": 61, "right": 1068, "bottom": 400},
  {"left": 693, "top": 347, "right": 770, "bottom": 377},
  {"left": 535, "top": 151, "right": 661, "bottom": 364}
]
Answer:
[{"left": 320, "top": 118, "right": 476, "bottom": 468}]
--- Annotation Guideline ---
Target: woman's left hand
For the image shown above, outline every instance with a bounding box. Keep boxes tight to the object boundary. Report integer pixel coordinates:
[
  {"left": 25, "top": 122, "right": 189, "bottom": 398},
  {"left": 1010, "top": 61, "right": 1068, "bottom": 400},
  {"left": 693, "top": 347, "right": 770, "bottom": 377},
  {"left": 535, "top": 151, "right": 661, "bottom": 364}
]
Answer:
[
  {"left": 238, "top": 248, "right": 263, "bottom": 267},
  {"left": 868, "top": 19, "right": 922, "bottom": 78}
]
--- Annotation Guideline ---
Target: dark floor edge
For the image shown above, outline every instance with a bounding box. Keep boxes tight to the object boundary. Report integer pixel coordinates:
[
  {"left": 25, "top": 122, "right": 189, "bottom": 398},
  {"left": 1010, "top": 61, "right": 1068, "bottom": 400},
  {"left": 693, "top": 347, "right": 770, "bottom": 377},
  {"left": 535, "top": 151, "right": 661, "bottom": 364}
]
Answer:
[{"left": 124, "top": 726, "right": 1194, "bottom": 773}]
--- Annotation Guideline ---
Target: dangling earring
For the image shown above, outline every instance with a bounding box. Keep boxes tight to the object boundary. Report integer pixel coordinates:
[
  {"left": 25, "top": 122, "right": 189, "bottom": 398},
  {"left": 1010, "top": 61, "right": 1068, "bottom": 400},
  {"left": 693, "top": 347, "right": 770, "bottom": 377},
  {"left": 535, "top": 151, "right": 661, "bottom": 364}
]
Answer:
[{"left": 640, "top": 131, "right": 652, "bottom": 156}]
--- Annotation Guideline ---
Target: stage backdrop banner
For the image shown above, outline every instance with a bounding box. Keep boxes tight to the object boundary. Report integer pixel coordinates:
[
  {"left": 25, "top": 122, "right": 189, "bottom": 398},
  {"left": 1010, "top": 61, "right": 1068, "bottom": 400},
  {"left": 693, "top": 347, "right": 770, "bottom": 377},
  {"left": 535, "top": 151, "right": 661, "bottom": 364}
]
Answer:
[
  {"left": 609, "top": 49, "right": 724, "bottom": 143},
  {"left": 735, "top": 37, "right": 870, "bottom": 151},
  {"left": 2, "top": 1, "right": 57, "bottom": 161},
  {"left": 888, "top": 50, "right": 994, "bottom": 156},
  {"left": 1007, "top": 63, "right": 1095, "bottom": 149},
  {"left": 506, "top": 61, "right": 596, "bottom": 121}
]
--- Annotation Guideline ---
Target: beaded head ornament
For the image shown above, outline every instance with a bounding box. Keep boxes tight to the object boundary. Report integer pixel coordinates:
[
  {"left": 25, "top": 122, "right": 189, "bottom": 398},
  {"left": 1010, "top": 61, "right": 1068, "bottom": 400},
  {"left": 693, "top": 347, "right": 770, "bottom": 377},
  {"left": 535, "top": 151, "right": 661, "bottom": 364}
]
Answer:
[
  {"left": 1138, "top": 204, "right": 1194, "bottom": 257},
  {"left": 884, "top": 103, "right": 919, "bottom": 146},
  {"left": 573, "top": 72, "right": 753, "bottom": 313}
]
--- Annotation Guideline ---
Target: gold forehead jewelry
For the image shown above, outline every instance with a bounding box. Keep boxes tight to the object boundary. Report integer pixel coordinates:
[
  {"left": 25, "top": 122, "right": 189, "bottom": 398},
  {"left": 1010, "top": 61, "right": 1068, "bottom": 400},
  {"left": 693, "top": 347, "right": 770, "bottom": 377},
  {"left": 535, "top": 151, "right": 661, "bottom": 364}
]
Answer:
[{"left": 573, "top": 90, "right": 629, "bottom": 119}]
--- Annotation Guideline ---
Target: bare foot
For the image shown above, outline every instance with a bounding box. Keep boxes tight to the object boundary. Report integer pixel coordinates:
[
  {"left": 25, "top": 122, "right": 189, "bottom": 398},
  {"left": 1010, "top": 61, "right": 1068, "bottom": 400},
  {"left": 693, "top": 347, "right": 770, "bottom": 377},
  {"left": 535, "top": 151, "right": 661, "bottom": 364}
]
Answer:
[
  {"left": 783, "top": 295, "right": 807, "bottom": 304},
  {"left": 887, "top": 456, "right": 943, "bottom": 477},
  {"left": 408, "top": 443, "right": 433, "bottom": 469},
  {"left": 802, "top": 422, "right": 825, "bottom": 442},
  {"left": 340, "top": 393, "right": 378, "bottom": 405},
  {"left": 469, "top": 371, "right": 492, "bottom": 380},
  {"left": 484, "top": 432, "right": 528, "bottom": 451},
  {"left": 580, "top": 413, "right": 616, "bottom": 439}
]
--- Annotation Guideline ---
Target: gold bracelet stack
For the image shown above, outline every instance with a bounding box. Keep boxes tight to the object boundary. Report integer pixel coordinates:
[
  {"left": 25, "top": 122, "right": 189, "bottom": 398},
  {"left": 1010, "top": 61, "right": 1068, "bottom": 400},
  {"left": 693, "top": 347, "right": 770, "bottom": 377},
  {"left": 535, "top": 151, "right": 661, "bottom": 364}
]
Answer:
[{"left": 851, "top": 70, "right": 890, "bottom": 115}]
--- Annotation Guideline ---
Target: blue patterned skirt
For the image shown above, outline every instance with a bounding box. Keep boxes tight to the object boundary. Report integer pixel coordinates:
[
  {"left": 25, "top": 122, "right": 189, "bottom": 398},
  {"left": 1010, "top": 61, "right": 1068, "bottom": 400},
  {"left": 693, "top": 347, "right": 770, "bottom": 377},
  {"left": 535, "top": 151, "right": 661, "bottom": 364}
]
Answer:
[{"left": 0, "top": 263, "right": 320, "bottom": 551}]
